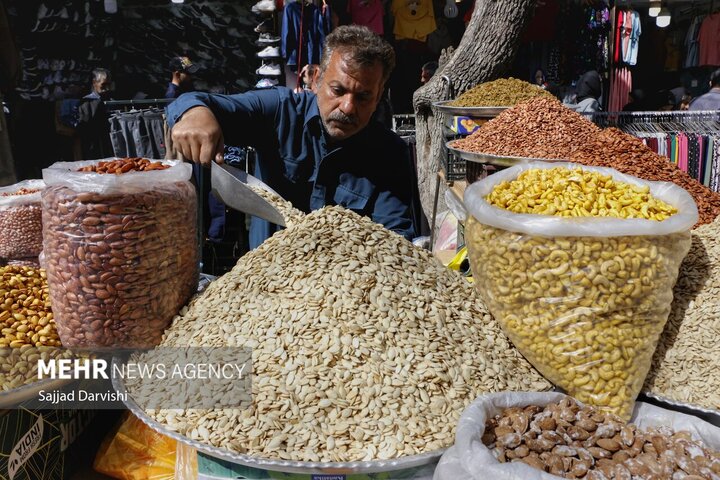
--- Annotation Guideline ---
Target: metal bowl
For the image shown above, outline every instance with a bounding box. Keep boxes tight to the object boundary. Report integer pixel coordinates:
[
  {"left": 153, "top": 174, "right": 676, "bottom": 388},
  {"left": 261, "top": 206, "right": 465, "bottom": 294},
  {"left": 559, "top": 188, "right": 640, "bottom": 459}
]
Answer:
[
  {"left": 640, "top": 391, "right": 720, "bottom": 428},
  {"left": 432, "top": 100, "right": 508, "bottom": 118},
  {"left": 446, "top": 141, "right": 562, "bottom": 168},
  {"left": 113, "top": 359, "right": 445, "bottom": 474}
]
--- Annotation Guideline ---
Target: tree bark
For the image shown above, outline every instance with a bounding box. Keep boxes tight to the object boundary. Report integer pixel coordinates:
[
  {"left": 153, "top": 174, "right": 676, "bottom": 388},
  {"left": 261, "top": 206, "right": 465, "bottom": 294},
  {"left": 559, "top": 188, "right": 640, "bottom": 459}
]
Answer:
[{"left": 412, "top": 0, "right": 537, "bottom": 223}]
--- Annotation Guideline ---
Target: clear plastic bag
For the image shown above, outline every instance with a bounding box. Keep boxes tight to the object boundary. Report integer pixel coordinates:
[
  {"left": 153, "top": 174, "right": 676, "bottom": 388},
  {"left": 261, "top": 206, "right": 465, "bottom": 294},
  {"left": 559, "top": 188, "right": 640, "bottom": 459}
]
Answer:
[
  {"left": 94, "top": 412, "right": 198, "bottom": 480},
  {"left": 0, "top": 179, "right": 45, "bottom": 259},
  {"left": 433, "top": 392, "right": 720, "bottom": 480},
  {"left": 464, "top": 162, "right": 697, "bottom": 419},
  {"left": 41, "top": 159, "right": 198, "bottom": 349}
]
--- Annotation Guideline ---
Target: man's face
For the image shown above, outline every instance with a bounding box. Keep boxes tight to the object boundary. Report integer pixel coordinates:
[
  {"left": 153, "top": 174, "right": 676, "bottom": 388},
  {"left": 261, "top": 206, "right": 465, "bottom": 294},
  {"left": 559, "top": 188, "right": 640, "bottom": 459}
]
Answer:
[
  {"left": 93, "top": 76, "right": 112, "bottom": 99},
  {"left": 316, "top": 50, "right": 384, "bottom": 141}
]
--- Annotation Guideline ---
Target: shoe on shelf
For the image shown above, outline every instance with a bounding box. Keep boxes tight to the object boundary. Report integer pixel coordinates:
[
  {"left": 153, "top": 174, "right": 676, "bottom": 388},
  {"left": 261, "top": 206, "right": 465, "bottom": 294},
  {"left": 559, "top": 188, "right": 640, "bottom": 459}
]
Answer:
[
  {"left": 257, "top": 46, "right": 280, "bottom": 58},
  {"left": 255, "top": 78, "right": 278, "bottom": 89},
  {"left": 257, "top": 33, "right": 280, "bottom": 45},
  {"left": 254, "top": 19, "right": 273, "bottom": 33},
  {"left": 256, "top": 63, "right": 281, "bottom": 76},
  {"left": 252, "top": 0, "right": 276, "bottom": 13}
]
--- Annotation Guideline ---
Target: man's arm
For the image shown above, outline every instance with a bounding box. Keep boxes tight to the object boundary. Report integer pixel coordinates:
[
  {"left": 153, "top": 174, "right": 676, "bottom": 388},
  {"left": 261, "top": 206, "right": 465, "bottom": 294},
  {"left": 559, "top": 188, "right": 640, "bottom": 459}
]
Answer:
[
  {"left": 167, "top": 90, "right": 281, "bottom": 165},
  {"left": 371, "top": 135, "right": 419, "bottom": 241}
]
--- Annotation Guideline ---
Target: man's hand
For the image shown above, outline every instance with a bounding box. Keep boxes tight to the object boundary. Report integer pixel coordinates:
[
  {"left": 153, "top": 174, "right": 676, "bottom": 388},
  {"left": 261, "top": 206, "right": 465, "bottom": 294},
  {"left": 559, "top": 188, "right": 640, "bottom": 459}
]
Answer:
[{"left": 171, "top": 106, "right": 225, "bottom": 166}]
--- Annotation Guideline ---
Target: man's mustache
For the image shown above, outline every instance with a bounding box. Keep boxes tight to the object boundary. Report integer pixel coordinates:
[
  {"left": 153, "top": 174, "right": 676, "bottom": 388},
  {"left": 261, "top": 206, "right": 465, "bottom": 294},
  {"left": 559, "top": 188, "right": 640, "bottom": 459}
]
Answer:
[{"left": 327, "top": 111, "right": 358, "bottom": 125}]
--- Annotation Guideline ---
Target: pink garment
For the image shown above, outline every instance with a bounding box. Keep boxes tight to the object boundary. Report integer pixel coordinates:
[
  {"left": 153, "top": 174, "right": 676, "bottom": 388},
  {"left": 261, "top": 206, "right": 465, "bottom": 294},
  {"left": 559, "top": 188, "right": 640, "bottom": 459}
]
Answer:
[
  {"left": 609, "top": 67, "right": 632, "bottom": 112},
  {"left": 698, "top": 13, "right": 720, "bottom": 66},
  {"left": 678, "top": 134, "right": 688, "bottom": 173},
  {"left": 348, "top": 0, "right": 384, "bottom": 35}
]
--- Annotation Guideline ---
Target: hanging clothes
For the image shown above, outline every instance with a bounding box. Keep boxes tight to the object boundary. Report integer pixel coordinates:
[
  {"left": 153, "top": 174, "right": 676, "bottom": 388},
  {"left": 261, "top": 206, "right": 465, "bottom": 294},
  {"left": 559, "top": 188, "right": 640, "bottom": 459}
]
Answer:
[
  {"left": 108, "top": 109, "right": 166, "bottom": 159},
  {"left": 698, "top": 12, "right": 720, "bottom": 67},
  {"left": 281, "top": 1, "right": 330, "bottom": 67},
  {"left": 684, "top": 16, "right": 703, "bottom": 68},
  {"left": 391, "top": 0, "right": 436, "bottom": 42},
  {"left": 621, "top": 10, "right": 641, "bottom": 66},
  {"left": 347, "top": 0, "right": 384, "bottom": 35},
  {"left": 609, "top": 66, "right": 631, "bottom": 112}
]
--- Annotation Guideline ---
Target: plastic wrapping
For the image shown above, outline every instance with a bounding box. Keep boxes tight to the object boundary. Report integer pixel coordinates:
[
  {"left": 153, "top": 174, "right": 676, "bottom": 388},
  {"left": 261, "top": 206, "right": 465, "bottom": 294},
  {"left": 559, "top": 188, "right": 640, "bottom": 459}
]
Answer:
[
  {"left": 41, "top": 159, "right": 198, "bottom": 349},
  {"left": 94, "top": 412, "right": 197, "bottom": 480},
  {"left": 0, "top": 179, "right": 45, "bottom": 259},
  {"left": 464, "top": 162, "right": 697, "bottom": 419},
  {"left": 433, "top": 392, "right": 720, "bottom": 480}
]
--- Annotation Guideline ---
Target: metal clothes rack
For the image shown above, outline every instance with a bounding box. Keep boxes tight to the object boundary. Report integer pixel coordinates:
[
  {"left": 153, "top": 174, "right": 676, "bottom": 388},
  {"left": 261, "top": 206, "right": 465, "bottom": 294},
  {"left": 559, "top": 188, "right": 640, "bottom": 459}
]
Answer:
[
  {"left": 587, "top": 110, "right": 720, "bottom": 129},
  {"left": 104, "top": 98, "right": 173, "bottom": 111}
]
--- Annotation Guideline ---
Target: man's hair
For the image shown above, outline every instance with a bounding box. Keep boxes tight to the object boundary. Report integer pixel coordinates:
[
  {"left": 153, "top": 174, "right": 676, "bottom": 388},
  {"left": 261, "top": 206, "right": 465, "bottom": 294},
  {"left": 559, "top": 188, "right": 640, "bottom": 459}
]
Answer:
[
  {"left": 422, "top": 61, "right": 438, "bottom": 76},
  {"left": 92, "top": 68, "right": 111, "bottom": 83},
  {"left": 319, "top": 25, "right": 395, "bottom": 83},
  {"left": 711, "top": 68, "right": 720, "bottom": 87}
]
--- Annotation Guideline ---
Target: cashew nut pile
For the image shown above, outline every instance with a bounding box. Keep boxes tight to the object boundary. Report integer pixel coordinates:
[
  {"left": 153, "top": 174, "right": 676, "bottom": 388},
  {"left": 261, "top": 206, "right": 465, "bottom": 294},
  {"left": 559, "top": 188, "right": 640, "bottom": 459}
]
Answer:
[
  {"left": 131, "top": 206, "right": 552, "bottom": 462},
  {"left": 486, "top": 167, "right": 677, "bottom": 221},
  {"left": 467, "top": 167, "right": 690, "bottom": 419},
  {"left": 484, "top": 397, "right": 720, "bottom": 479}
]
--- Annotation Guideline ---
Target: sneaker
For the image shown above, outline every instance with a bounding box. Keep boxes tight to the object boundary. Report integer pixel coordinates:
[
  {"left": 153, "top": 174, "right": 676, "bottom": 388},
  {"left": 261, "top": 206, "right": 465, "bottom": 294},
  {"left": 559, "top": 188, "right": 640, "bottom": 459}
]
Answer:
[
  {"left": 257, "top": 46, "right": 280, "bottom": 58},
  {"left": 252, "top": 0, "right": 276, "bottom": 13},
  {"left": 255, "top": 78, "right": 278, "bottom": 88},
  {"left": 256, "top": 63, "right": 281, "bottom": 76},
  {"left": 254, "top": 19, "right": 273, "bottom": 33},
  {"left": 257, "top": 33, "right": 280, "bottom": 45}
]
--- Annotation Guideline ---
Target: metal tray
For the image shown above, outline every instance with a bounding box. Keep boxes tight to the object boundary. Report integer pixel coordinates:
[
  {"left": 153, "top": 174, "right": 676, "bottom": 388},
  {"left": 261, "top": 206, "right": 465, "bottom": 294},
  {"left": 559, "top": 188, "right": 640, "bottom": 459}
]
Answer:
[
  {"left": 446, "top": 140, "right": 561, "bottom": 167},
  {"left": 640, "top": 391, "right": 720, "bottom": 428},
  {"left": 113, "top": 365, "right": 445, "bottom": 474},
  {"left": 432, "top": 100, "right": 508, "bottom": 118}
]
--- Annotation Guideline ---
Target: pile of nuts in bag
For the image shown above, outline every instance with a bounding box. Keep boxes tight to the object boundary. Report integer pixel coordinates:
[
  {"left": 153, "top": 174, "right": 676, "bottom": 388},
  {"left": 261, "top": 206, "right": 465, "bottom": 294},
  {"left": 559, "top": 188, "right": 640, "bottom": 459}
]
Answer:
[
  {"left": 484, "top": 397, "right": 720, "bottom": 479},
  {"left": 466, "top": 165, "right": 693, "bottom": 419},
  {"left": 42, "top": 157, "right": 198, "bottom": 349},
  {"left": 0, "top": 265, "right": 75, "bottom": 391},
  {"left": 0, "top": 181, "right": 45, "bottom": 263},
  {"left": 130, "top": 206, "right": 552, "bottom": 462}
]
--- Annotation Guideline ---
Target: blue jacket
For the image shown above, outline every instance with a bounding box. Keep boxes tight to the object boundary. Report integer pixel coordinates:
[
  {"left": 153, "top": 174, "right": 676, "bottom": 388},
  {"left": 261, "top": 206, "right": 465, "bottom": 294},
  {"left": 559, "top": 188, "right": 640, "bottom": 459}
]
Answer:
[
  {"left": 167, "top": 87, "right": 418, "bottom": 248},
  {"left": 281, "top": 1, "right": 330, "bottom": 67}
]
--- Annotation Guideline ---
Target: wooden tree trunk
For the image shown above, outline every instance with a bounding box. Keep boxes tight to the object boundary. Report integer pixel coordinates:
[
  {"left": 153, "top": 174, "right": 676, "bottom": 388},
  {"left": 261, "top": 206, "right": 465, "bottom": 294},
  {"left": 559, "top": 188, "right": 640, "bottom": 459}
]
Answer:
[{"left": 412, "top": 0, "right": 536, "bottom": 223}]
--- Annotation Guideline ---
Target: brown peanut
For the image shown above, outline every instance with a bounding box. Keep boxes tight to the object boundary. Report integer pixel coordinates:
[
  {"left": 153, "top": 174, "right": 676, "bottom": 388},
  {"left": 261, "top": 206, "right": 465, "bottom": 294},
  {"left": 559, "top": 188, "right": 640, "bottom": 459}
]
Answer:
[
  {"left": 41, "top": 179, "right": 198, "bottom": 349},
  {"left": 484, "top": 398, "right": 720, "bottom": 479}
]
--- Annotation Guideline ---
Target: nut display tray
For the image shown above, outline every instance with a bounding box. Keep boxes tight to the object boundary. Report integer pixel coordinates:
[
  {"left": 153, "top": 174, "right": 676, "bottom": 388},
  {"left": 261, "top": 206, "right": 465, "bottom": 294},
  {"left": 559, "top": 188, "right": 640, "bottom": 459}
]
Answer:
[
  {"left": 432, "top": 100, "right": 508, "bottom": 118},
  {"left": 112, "top": 359, "right": 445, "bottom": 474},
  {"left": 640, "top": 391, "right": 720, "bottom": 428},
  {"left": 446, "top": 140, "right": 564, "bottom": 167}
]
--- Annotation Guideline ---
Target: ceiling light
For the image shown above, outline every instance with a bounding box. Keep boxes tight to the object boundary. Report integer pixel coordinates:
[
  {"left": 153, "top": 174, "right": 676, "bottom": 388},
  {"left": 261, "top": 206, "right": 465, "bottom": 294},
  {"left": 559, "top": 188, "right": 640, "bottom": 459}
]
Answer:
[
  {"left": 656, "top": 8, "right": 671, "bottom": 27},
  {"left": 648, "top": 1, "right": 661, "bottom": 17},
  {"left": 171, "top": 0, "right": 184, "bottom": 3}
]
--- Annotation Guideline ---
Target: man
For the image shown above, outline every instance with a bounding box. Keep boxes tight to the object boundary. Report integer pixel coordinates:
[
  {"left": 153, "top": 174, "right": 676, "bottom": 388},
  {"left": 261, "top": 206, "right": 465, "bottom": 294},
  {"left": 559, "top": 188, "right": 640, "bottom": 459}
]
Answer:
[
  {"left": 689, "top": 69, "right": 720, "bottom": 111},
  {"left": 420, "top": 61, "right": 437, "bottom": 85},
  {"left": 78, "top": 68, "right": 113, "bottom": 158},
  {"left": 169, "top": 25, "right": 418, "bottom": 248},
  {"left": 84, "top": 68, "right": 113, "bottom": 100},
  {"left": 165, "top": 56, "right": 199, "bottom": 99},
  {"left": 294, "top": 64, "right": 319, "bottom": 93}
]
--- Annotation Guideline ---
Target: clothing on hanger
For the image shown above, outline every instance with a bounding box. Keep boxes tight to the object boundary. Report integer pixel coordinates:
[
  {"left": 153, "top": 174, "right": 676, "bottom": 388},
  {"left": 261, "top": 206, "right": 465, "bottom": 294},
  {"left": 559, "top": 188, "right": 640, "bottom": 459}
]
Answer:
[
  {"left": 108, "top": 108, "right": 166, "bottom": 159},
  {"left": 698, "top": 12, "right": 720, "bottom": 66},
  {"left": 391, "top": 0, "right": 436, "bottom": 42},
  {"left": 281, "top": 1, "right": 330, "bottom": 67},
  {"left": 347, "top": 0, "right": 384, "bottom": 35}
]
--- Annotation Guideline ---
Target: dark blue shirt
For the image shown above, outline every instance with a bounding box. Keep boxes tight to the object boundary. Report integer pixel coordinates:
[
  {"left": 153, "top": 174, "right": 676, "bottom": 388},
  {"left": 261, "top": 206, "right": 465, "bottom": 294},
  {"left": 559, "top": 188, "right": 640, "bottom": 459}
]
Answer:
[
  {"left": 166, "top": 87, "right": 418, "bottom": 248},
  {"left": 165, "top": 83, "right": 180, "bottom": 99}
]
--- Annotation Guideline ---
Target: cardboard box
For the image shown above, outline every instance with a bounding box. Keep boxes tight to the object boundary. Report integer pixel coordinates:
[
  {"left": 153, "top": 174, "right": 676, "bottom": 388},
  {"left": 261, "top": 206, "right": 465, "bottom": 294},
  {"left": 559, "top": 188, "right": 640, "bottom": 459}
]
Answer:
[{"left": 0, "top": 408, "right": 96, "bottom": 480}]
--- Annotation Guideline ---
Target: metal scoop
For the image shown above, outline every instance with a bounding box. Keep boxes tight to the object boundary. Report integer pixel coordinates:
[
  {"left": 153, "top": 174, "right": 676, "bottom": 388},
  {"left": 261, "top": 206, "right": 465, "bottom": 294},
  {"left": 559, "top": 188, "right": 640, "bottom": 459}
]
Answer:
[{"left": 210, "top": 162, "right": 287, "bottom": 227}]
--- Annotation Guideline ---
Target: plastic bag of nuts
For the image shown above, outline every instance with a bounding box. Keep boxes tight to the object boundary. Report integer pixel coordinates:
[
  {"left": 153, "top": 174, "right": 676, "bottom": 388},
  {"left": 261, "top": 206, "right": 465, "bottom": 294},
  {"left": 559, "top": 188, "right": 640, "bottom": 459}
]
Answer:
[
  {"left": 41, "top": 158, "right": 198, "bottom": 349},
  {"left": 0, "top": 179, "right": 45, "bottom": 260},
  {"left": 464, "top": 162, "right": 698, "bottom": 420},
  {"left": 434, "top": 392, "right": 720, "bottom": 480}
]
